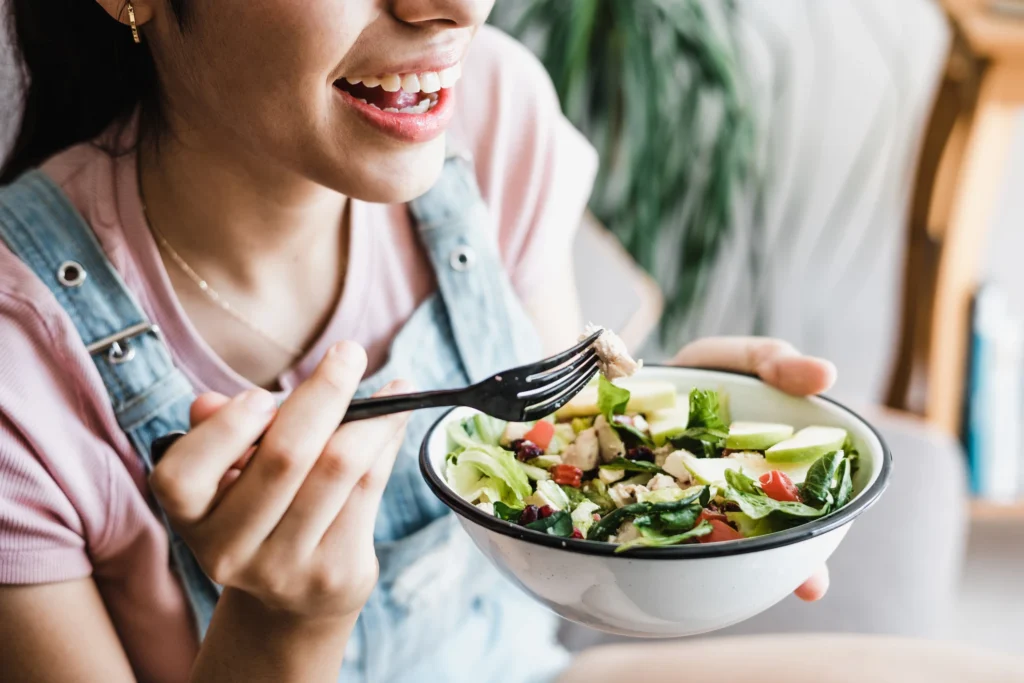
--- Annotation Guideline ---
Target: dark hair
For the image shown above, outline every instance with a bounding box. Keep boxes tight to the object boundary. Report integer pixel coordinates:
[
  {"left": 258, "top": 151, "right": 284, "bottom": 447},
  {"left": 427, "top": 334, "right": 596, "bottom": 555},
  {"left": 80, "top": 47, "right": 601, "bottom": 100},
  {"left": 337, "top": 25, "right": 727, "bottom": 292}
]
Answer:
[{"left": 0, "top": 0, "right": 186, "bottom": 184}]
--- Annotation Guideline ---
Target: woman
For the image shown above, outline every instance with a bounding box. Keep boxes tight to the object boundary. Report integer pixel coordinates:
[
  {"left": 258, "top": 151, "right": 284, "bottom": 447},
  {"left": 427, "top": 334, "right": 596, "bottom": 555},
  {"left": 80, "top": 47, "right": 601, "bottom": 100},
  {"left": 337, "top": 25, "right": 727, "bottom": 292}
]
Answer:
[{"left": 1, "top": 2, "right": 1018, "bottom": 683}]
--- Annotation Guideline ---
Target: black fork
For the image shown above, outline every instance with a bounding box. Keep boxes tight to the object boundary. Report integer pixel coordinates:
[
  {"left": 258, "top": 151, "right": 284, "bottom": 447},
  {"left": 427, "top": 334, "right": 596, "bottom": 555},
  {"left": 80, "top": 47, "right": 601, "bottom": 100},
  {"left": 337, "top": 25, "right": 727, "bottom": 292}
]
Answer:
[
  {"left": 150, "top": 331, "right": 603, "bottom": 461},
  {"left": 339, "top": 329, "right": 602, "bottom": 422}
]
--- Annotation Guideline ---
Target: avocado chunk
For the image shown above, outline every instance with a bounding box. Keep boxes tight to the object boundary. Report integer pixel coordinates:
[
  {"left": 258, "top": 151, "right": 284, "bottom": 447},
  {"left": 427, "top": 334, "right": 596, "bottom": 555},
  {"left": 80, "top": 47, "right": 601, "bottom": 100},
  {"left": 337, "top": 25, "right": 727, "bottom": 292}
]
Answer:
[
  {"left": 647, "top": 406, "right": 690, "bottom": 446},
  {"left": 667, "top": 450, "right": 813, "bottom": 486},
  {"left": 765, "top": 426, "right": 847, "bottom": 464},
  {"left": 726, "top": 421, "right": 794, "bottom": 450},
  {"left": 554, "top": 380, "right": 677, "bottom": 419}
]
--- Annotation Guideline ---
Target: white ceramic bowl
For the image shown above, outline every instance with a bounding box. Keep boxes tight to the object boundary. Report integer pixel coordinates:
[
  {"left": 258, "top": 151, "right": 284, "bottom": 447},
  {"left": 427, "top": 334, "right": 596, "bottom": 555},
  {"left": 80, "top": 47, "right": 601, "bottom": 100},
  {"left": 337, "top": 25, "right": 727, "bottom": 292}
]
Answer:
[{"left": 419, "top": 366, "right": 892, "bottom": 638}]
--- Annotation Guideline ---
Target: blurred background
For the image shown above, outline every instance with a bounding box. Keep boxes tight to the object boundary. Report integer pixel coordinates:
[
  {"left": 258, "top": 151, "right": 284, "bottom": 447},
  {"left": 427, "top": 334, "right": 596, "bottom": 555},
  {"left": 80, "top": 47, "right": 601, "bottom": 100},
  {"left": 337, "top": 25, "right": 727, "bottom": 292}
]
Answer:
[
  {"left": 486, "top": 0, "right": 1024, "bottom": 657},
  {"left": 2, "top": 0, "right": 1023, "bottom": 664}
]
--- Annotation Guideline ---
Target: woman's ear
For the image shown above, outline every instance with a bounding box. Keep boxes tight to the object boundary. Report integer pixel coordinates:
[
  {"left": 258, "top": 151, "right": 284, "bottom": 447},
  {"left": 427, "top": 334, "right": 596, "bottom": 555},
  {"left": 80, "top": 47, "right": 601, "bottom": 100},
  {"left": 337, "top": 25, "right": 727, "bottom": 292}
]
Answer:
[{"left": 94, "top": 0, "right": 154, "bottom": 27}]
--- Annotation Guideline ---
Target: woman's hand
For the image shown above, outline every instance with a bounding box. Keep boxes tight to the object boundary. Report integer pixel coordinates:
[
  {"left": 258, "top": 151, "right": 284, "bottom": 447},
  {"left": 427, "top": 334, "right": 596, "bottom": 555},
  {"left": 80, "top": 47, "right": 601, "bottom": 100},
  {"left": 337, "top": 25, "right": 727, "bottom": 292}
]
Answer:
[
  {"left": 671, "top": 336, "right": 836, "bottom": 602},
  {"left": 150, "top": 341, "right": 410, "bottom": 621}
]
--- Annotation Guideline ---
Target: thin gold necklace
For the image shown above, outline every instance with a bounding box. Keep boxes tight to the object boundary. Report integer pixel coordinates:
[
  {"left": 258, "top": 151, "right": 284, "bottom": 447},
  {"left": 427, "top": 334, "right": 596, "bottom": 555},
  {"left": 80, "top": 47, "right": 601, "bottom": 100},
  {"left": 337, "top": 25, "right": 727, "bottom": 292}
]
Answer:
[{"left": 143, "top": 207, "right": 305, "bottom": 359}]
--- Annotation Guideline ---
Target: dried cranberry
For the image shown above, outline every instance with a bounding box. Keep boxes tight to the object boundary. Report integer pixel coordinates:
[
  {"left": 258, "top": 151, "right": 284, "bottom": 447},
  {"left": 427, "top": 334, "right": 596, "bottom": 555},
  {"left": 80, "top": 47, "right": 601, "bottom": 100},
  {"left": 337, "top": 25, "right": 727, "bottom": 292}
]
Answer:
[
  {"left": 539, "top": 505, "right": 556, "bottom": 519},
  {"left": 627, "top": 446, "right": 655, "bottom": 462},
  {"left": 518, "top": 505, "right": 540, "bottom": 525},
  {"left": 571, "top": 528, "right": 584, "bottom": 539},
  {"left": 512, "top": 439, "right": 543, "bottom": 462}
]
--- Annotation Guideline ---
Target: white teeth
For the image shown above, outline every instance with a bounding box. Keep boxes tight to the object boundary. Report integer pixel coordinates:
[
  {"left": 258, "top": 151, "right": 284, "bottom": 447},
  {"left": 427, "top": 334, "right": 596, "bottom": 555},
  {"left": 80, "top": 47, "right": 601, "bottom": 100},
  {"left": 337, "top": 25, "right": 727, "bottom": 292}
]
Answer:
[
  {"left": 383, "top": 107, "right": 399, "bottom": 113},
  {"left": 358, "top": 98, "right": 368, "bottom": 104},
  {"left": 401, "top": 73, "right": 421, "bottom": 93},
  {"left": 438, "top": 65, "right": 458, "bottom": 88},
  {"left": 380, "top": 74, "right": 402, "bottom": 93},
  {"left": 342, "top": 62, "right": 463, "bottom": 94},
  {"left": 419, "top": 72, "right": 441, "bottom": 94}
]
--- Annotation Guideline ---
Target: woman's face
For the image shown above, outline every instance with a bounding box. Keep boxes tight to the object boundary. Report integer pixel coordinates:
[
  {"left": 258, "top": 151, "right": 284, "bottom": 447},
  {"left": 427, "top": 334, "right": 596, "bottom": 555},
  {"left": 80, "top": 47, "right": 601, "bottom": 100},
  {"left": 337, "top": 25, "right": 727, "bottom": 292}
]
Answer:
[{"left": 141, "top": 0, "right": 494, "bottom": 203}]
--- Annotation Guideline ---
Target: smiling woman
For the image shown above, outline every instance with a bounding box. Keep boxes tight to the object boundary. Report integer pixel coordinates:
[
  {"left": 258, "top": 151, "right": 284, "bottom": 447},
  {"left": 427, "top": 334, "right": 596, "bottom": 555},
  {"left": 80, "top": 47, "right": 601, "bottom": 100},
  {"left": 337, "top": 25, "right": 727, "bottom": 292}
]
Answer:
[{"left": 0, "top": 1, "right": 936, "bottom": 683}]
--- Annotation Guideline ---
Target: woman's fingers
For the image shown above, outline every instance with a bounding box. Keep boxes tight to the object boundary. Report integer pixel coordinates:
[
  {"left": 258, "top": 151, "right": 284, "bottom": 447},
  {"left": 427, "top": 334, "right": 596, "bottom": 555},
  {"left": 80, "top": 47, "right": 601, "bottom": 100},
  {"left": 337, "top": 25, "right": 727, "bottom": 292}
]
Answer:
[
  {"left": 793, "top": 565, "right": 830, "bottom": 602},
  {"left": 194, "top": 342, "right": 367, "bottom": 559},
  {"left": 266, "top": 380, "right": 413, "bottom": 555},
  {"left": 149, "top": 389, "right": 278, "bottom": 523},
  {"left": 672, "top": 337, "right": 837, "bottom": 396},
  {"left": 190, "top": 392, "right": 231, "bottom": 426}
]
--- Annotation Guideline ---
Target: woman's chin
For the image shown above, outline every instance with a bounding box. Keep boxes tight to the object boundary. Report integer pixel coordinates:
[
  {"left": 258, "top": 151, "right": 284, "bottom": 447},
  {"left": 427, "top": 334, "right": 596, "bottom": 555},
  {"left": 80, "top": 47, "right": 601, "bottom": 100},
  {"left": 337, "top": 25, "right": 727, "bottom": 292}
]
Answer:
[{"left": 327, "top": 141, "right": 447, "bottom": 204}]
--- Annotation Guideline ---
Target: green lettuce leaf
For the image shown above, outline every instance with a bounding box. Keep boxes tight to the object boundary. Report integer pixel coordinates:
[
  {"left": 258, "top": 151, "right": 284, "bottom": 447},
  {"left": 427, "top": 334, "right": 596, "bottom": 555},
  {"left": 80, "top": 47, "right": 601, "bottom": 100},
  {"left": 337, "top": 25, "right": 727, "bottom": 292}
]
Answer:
[
  {"left": 582, "top": 479, "right": 616, "bottom": 511},
  {"left": 561, "top": 485, "right": 590, "bottom": 507},
  {"left": 570, "top": 500, "right": 601, "bottom": 537},
  {"left": 471, "top": 414, "right": 507, "bottom": 447},
  {"left": 455, "top": 446, "right": 532, "bottom": 506},
  {"left": 614, "top": 520, "right": 714, "bottom": 553}
]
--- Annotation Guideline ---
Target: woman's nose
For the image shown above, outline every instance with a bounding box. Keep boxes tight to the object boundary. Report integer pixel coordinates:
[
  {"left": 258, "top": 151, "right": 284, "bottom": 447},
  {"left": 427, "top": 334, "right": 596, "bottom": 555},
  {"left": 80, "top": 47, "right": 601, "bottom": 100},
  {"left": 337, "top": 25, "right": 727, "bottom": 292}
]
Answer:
[{"left": 390, "top": 0, "right": 493, "bottom": 28}]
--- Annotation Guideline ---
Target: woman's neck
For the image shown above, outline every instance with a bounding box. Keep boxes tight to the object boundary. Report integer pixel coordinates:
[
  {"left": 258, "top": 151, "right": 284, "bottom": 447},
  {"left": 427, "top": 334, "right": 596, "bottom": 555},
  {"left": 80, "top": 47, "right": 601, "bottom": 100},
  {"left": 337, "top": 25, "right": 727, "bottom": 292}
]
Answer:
[{"left": 137, "top": 127, "right": 351, "bottom": 385}]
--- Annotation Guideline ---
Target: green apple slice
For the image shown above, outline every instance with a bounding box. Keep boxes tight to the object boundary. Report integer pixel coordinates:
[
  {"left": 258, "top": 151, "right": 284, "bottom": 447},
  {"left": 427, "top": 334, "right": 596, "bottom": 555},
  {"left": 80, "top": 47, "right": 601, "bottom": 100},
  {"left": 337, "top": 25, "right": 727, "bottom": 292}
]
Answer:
[
  {"left": 726, "top": 421, "right": 794, "bottom": 450},
  {"left": 765, "top": 426, "right": 847, "bottom": 464},
  {"left": 665, "top": 450, "right": 813, "bottom": 486},
  {"left": 647, "top": 406, "right": 690, "bottom": 446}
]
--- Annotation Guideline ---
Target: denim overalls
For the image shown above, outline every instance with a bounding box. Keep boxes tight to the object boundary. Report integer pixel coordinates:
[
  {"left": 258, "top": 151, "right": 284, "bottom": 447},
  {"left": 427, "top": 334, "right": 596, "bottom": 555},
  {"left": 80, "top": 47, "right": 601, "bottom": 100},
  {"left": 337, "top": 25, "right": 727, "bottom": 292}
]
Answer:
[{"left": 0, "top": 153, "right": 570, "bottom": 683}]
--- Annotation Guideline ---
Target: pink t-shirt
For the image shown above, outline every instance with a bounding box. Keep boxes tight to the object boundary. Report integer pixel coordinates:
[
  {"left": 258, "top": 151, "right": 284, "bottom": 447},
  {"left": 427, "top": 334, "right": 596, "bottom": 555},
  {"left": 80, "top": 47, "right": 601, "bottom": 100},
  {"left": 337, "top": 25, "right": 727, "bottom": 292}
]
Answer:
[{"left": 0, "top": 27, "right": 597, "bottom": 683}]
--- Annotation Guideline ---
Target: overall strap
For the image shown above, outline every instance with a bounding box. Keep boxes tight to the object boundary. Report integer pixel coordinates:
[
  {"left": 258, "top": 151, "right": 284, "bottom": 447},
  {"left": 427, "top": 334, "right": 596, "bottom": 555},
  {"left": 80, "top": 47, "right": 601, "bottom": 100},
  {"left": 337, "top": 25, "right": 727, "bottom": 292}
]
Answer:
[
  {"left": 0, "top": 170, "right": 216, "bottom": 633},
  {"left": 408, "top": 154, "right": 541, "bottom": 382}
]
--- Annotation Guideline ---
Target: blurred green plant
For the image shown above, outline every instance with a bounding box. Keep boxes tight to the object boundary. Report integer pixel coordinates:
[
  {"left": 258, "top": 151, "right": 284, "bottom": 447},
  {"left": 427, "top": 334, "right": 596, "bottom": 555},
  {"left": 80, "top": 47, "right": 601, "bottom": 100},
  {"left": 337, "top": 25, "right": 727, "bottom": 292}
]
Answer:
[{"left": 490, "top": 0, "right": 756, "bottom": 343}]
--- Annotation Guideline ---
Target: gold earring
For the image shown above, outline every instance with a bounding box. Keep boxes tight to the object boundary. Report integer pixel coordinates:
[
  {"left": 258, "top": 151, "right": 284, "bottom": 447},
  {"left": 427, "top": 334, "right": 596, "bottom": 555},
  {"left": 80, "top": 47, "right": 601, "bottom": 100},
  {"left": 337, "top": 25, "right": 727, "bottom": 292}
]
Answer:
[{"left": 127, "top": 2, "right": 141, "bottom": 44}]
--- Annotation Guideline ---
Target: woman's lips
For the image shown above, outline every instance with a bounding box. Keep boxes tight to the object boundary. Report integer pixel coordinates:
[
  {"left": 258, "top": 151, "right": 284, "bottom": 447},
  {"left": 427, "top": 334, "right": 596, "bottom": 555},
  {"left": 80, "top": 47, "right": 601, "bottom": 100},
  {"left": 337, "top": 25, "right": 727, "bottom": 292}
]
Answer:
[{"left": 334, "top": 84, "right": 455, "bottom": 144}]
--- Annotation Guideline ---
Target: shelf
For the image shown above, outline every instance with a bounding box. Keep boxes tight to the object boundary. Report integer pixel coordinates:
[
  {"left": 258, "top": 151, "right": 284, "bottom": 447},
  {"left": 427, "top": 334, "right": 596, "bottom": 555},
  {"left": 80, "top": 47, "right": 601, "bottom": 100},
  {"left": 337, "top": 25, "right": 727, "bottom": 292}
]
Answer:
[{"left": 970, "top": 499, "right": 1024, "bottom": 522}]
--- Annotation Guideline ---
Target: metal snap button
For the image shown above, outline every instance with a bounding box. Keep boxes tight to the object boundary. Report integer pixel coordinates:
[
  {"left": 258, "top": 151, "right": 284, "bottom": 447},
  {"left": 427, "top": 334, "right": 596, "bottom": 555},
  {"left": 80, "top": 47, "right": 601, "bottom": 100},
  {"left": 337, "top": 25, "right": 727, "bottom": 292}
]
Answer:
[
  {"left": 107, "top": 341, "right": 136, "bottom": 365},
  {"left": 449, "top": 246, "right": 475, "bottom": 272},
  {"left": 57, "top": 261, "right": 87, "bottom": 288}
]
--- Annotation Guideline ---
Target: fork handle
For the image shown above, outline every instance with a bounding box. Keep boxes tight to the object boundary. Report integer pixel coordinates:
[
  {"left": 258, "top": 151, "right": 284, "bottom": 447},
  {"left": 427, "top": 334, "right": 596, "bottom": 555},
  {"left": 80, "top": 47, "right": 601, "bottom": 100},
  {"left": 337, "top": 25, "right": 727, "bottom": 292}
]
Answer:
[{"left": 340, "top": 388, "right": 467, "bottom": 423}]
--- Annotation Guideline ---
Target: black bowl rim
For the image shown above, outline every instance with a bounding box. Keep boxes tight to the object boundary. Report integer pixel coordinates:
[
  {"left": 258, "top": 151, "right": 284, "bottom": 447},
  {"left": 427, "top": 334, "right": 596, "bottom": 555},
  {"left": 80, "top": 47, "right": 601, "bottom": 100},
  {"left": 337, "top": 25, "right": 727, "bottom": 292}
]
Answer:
[{"left": 418, "top": 366, "right": 893, "bottom": 560}]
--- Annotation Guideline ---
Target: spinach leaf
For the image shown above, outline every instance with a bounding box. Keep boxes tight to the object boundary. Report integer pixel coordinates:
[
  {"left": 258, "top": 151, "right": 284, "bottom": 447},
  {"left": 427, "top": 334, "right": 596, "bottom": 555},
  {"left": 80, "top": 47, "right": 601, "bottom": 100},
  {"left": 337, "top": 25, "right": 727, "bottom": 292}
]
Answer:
[
  {"left": 524, "top": 510, "right": 573, "bottom": 537},
  {"left": 493, "top": 501, "right": 523, "bottom": 522},
  {"left": 611, "top": 420, "right": 654, "bottom": 447},
  {"left": 615, "top": 521, "right": 714, "bottom": 553},
  {"left": 670, "top": 423, "right": 728, "bottom": 459},
  {"left": 687, "top": 388, "right": 728, "bottom": 431},
  {"left": 833, "top": 458, "right": 854, "bottom": 509},
  {"left": 597, "top": 376, "right": 630, "bottom": 421},
  {"left": 699, "top": 486, "right": 712, "bottom": 508},
  {"left": 642, "top": 503, "right": 702, "bottom": 533},
  {"left": 588, "top": 492, "right": 704, "bottom": 542},
  {"left": 601, "top": 458, "right": 666, "bottom": 474},
  {"left": 801, "top": 451, "right": 844, "bottom": 508}
]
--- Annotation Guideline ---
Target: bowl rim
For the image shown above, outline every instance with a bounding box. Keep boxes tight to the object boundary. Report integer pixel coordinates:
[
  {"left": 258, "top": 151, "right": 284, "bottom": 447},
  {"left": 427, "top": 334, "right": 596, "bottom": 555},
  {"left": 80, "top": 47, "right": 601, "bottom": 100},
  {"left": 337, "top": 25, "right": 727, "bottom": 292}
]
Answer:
[{"left": 418, "top": 366, "right": 893, "bottom": 560}]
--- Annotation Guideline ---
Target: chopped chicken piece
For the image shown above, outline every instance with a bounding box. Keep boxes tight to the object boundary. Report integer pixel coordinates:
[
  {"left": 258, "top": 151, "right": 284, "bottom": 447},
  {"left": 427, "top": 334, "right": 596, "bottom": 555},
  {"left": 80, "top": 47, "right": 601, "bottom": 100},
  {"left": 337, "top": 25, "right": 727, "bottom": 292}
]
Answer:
[
  {"left": 654, "top": 444, "right": 675, "bottom": 468},
  {"left": 581, "top": 324, "right": 642, "bottom": 380},
  {"left": 611, "top": 521, "right": 641, "bottom": 544},
  {"left": 598, "top": 467, "right": 626, "bottom": 485},
  {"left": 662, "top": 451, "right": 695, "bottom": 486},
  {"left": 594, "top": 415, "right": 626, "bottom": 463},
  {"left": 647, "top": 473, "right": 681, "bottom": 491},
  {"left": 561, "top": 427, "right": 600, "bottom": 471},
  {"left": 609, "top": 482, "right": 649, "bottom": 508}
]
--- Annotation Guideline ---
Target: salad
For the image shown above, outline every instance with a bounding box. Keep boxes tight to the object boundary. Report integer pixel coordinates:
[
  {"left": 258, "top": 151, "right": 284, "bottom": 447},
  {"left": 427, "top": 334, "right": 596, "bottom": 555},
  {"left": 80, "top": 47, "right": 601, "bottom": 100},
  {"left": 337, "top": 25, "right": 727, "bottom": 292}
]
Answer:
[{"left": 443, "top": 333, "right": 858, "bottom": 553}]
